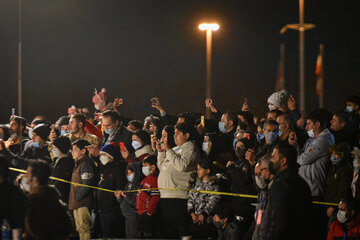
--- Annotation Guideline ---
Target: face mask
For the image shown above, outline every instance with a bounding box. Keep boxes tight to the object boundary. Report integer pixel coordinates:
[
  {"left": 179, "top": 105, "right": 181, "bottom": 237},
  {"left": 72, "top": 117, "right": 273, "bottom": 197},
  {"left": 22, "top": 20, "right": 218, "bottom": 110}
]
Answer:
[
  {"left": 60, "top": 130, "right": 70, "bottom": 136},
  {"left": 330, "top": 156, "right": 342, "bottom": 165},
  {"left": 28, "top": 128, "right": 34, "bottom": 139},
  {"left": 33, "top": 142, "right": 40, "bottom": 148},
  {"left": 104, "top": 128, "right": 115, "bottom": 136},
  {"left": 353, "top": 160, "right": 360, "bottom": 169},
  {"left": 337, "top": 210, "right": 347, "bottom": 223},
  {"left": 202, "top": 142, "right": 209, "bottom": 154},
  {"left": 233, "top": 139, "right": 238, "bottom": 148},
  {"left": 268, "top": 104, "right": 277, "bottom": 111},
  {"left": 132, "top": 140, "right": 142, "bottom": 150},
  {"left": 345, "top": 106, "right": 353, "bottom": 112},
  {"left": 127, "top": 173, "right": 135, "bottom": 182},
  {"left": 218, "top": 122, "right": 227, "bottom": 134},
  {"left": 256, "top": 133, "right": 264, "bottom": 143},
  {"left": 100, "top": 155, "right": 111, "bottom": 165},
  {"left": 265, "top": 132, "right": 277, "bottom": 144},
  {"left": 52, "top": 148, "right": 61, "bottom": 158},
  {"left": 307, "top": 129, "right": 315, "bottom": 138},
  {"left": 235, "top": 148, "right": 246, "bottom": 159},
  {"left": 255, "top": 175, "right": 268, "bottom": 190},
  {"left": 278, "top": 130, "right": 282, "bottom": 137},
  {"left": 21, "top": 176, "right": 31, "bottom": 192},
  {"left": 142, "top": 166, "right": 152, "bottom": 176},
  {"left": 213, "top": 220, "right": 224, "bottom": 229}
]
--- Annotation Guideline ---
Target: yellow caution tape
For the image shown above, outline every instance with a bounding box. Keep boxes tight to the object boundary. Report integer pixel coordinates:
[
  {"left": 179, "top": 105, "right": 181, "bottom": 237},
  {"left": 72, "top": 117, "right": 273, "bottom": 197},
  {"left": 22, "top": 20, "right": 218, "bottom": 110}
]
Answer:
[{"left": 9, "top": 167, "right": 338, "bottom": 206}]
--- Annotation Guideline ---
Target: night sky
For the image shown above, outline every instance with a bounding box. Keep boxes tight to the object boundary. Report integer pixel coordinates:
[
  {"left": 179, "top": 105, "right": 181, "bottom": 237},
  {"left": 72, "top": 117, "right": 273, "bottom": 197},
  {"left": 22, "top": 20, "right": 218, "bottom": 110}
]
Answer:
[{"left": 0, "top": 0, "right": 355, "bottom": 123}]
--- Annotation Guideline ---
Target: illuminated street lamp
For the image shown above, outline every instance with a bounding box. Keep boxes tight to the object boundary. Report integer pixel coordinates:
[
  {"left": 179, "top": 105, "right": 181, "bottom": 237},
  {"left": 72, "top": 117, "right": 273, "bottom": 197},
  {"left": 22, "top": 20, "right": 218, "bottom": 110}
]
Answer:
[{"left": 199, "top": 23, "right": 219, "bottom": 118}]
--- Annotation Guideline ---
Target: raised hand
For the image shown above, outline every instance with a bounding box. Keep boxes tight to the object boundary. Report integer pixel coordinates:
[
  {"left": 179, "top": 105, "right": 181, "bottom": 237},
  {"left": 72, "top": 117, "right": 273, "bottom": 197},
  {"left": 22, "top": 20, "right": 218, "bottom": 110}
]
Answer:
[
  {"left": 205, "top": 98, "right": 217, "bottom": 113},
  {"left": 114, "top": 98, "right": 123, "bottom": 107},
  {"left": 242, "top": 97, "right": 250, "bottom": 112},
  {"left": 288, "top": 94, "right": 296, "bottom": 111}
]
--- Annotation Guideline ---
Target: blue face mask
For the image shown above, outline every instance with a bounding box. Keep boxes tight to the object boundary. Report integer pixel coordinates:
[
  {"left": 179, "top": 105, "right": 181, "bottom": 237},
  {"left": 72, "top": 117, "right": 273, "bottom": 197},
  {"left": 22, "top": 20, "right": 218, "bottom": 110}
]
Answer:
[
  {"left": 127, "top": 173, "right": 134, "bottom": 182},
  {"left": 265, "top": 132, "right": 277, "bottom": 144},
  {"left": 104, "top": 128, "right": 115, "bottom": 136},
  {"left": 33, "top": 142, "right": 40, "bottom": 148},
  {"left": 278, "top": 130, "right": 282, "bottom": 137},
  {"left": 132, "top": 140, "right": 142, "bottom": 150},
  {"left": 256, "top": 133, "right": 264, "bottom": 143},
  {"left": 218, "top": 122, "right": 226, "bottom": 133},
  {"left": 233, "top": 139, "right": 238, "bottom": 148},
  {"left": 28, "top": 128, "right": 34, "bottom": 139},
  {"left": 60, "top": 130, "right": 70, "bottom": 136}
]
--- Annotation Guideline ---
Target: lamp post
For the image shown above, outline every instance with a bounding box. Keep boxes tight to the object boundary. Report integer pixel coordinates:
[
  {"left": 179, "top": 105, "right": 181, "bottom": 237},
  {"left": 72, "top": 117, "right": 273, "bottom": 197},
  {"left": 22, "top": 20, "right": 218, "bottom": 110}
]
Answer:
[
  {"left": 280, "top": 0, "right": 315, "bottom": 113},
  {"left": 199, "top": 23, "right": 219, "bottom": 118}
]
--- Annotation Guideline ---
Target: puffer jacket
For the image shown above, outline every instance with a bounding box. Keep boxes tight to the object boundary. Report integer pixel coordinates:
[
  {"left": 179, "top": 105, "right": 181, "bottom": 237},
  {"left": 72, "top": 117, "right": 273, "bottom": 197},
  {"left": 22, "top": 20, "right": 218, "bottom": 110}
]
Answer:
[
  {"left": 297, "top": 128, "right": 335, "bottom": 197},
  {"left": 187, "top": 176, "right": 221, "bottom": 218}
]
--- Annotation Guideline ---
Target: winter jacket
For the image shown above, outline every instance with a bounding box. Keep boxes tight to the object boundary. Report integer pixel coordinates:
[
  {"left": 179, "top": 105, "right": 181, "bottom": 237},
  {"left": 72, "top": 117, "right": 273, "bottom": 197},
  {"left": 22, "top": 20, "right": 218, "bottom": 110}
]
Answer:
[
  {"left": 216, "top": 221, "right": 241, "bottom": 240},
  {"left": 187, "top": 177, "right": 221, "bottom": 218},
  {"left": 325, "top": 159, "right": 353, "bottom": 204},
  {"left": 119, "top": 162, "right": 144, "bottom": 217},
  {"left": 226, "top": 159, "right": 256, "bottom": 217},
  {"left": 327, "top": 216, "right": 360, "bottom": 240},
  {"left": 50, "top": 152, "right": 75, "bottom": 203},
  {"left": 136, "top": 171, "right": 160, "bottom": 215},
  {"left": 97, "top": 160, "right": 127, "bottom": 213},
  {"left": 252, "top": 190, "right": 268, "bottom": 240},
  {"left": 68, "top": 156, "right": 95, "bottom": 210},
  {"left": 297, "top": 128, "right": 335, "bottom": 197},
  {"left": 262, "top": 168, "right": 312, "bottom": 240},
  {"left": 25, "top": 185, "right": 72, "bottom": 240},
  {"left": 157, "top": 141, "right": 199, "bottom": 199}
]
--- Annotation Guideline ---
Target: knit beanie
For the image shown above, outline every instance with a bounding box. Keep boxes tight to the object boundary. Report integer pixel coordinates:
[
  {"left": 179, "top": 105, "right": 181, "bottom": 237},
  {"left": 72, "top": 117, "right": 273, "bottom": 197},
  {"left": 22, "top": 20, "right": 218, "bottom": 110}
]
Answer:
[
  {"left": 53, "top": 136, "right": 72, "bottom": 154},
  {"left": 267, "top": 89, "right": 288, "bottom": 109},
  {"left": 33, "top": 124, "right": 51, "bottom": 141},
  {"left": 100, "top": 142, "right": 121, "bottom": 160}
]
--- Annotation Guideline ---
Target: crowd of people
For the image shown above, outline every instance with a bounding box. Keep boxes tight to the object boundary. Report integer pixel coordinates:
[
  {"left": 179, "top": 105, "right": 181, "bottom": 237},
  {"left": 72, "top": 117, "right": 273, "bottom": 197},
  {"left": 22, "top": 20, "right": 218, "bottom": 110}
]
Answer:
[{"left": 0, "top": 88, "right": 360, "bottom": 240}]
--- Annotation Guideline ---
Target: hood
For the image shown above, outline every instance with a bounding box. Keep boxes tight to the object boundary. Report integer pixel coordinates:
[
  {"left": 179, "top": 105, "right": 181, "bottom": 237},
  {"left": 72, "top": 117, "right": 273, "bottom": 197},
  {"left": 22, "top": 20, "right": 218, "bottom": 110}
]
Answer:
[
  {"left": 319, "top": 128, "right": 335, "bottom": 144},
  {"left": 126, "top": 161, "right": 144, "bottom": 184}
]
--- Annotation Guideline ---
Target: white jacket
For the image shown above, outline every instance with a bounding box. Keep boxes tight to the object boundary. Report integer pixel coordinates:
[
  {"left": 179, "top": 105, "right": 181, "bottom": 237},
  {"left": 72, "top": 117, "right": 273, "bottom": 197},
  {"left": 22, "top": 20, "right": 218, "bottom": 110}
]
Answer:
[{"left": 157, "top": 141, "right": 199, "bottom": 199}]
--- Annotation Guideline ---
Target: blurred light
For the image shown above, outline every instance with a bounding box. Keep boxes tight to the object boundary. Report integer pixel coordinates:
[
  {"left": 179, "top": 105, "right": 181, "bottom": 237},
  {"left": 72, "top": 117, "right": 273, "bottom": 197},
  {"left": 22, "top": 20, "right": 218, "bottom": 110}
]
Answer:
[{"left": 199, "top": 23, "right": 220, "bottom": 31}]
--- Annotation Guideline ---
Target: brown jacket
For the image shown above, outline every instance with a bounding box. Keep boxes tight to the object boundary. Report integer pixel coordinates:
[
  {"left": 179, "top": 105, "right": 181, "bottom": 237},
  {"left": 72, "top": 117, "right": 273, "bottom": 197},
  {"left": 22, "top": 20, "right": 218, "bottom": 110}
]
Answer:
[{"left": 68, "top": 156, "right": 95, "bottom": 210}]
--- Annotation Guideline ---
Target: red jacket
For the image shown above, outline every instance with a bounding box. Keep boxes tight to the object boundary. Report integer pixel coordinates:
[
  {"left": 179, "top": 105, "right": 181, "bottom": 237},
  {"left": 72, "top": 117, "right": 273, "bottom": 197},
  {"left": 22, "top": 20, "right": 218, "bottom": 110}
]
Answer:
[
  {"left": 327, "top": 215, "right": 360, "bottom": 240},
  {"left": 136, "top": 172, "right": 160, "bottom": 215}
]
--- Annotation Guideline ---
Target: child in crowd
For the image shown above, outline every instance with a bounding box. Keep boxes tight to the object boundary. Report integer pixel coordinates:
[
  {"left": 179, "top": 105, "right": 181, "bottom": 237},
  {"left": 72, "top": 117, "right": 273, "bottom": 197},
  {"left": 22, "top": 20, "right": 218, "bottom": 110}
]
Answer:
[
  {"left": 114, "top": 162, "right": 144, "bottom": 239},
  {"left": 136, "top": 155, "right": 160, "bottom": 238},
  {"left": 188, "top": 159, "right": 221, "bottom": 239}
]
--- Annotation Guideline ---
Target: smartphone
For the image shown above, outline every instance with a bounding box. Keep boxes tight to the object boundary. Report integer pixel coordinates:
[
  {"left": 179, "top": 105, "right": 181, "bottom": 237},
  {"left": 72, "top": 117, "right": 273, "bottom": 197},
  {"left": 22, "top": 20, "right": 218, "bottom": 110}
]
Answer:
[
  {"left": 201, "top": 116, "right": 205, "bottom": 126},
  {"left": 119, "top": 142, "right": 126, "bottom": 151}
]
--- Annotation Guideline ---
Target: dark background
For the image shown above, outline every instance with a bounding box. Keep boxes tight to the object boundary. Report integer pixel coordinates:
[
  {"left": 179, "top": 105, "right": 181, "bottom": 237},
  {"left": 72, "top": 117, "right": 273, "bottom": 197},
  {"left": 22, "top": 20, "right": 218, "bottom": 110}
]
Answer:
[{"left": 0, "top": 0, "right": 356, "bottom": 124}]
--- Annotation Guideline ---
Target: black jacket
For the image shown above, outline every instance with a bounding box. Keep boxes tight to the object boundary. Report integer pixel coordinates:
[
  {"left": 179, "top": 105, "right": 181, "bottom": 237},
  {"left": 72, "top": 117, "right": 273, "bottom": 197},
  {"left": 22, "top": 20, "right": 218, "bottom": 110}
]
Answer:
[
  {"left": 97, "top": 160, "right": 127, "bottom": 213},
  {"left": 50, "top": 152, "right": 75, "bottom": 204},
  {"left": 101, "top": 123, "right": 133, "bottom": 152},
  {"left": 262, "top": 168, "right": 312, "bottom": 240}
]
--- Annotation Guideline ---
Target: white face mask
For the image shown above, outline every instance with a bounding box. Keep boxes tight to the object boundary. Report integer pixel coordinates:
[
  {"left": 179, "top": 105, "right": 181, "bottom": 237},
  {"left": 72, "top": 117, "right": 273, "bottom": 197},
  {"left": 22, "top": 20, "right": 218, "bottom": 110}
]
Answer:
[
  {"left": 353, "top": 160, "right": 360, "bottom": 169},
  {"left": 202, "top": 142, "right": 209, "bottom": 153},
  {"left": 99, "top": 155, "right": 111, "bottom": 165},
  {"left": 255, "top": 175, "right": 268, "bottom": 190},
  {"left": 21, "top": 176, "right": 31, "bottom": 192},
  {"left": 307, "top": 129, "right": 315, "bottom": 138},
  {"left": 268, "top": 104, "right": 277, "bottom": 111},
  {"left": 52, "top": 148, "right": 61, "bottom": 159},
  {"left": 132, "top": 140, "right": 142, "bottom": 150},
  {"left": 142, "top": 166, "right": 152, "bottom": 176},
  {"left": 346, "top": 106, "right": 353, "bottom": 112},
  {"left": 337, "top": 210, "right": 347, "bottom": 223}
]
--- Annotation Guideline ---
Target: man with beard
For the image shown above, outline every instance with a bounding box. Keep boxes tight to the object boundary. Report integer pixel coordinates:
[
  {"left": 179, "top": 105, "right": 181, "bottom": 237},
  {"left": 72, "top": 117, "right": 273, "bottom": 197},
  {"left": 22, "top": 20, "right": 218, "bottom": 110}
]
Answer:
[{"left": 261, "top": 142, "right": 312, "bottom": 240}]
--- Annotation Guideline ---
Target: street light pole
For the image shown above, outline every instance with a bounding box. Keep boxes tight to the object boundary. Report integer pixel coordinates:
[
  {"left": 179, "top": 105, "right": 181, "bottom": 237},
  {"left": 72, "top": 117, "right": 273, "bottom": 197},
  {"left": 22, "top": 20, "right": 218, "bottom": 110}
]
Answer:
[
  {"left": 199, "top": 23, "right": 219, "bottom": 118},
  {"left": 280, "top": 0, "right": 315, "bottom": 114},
  {"left": 17, "top": 0, "right": 22, "bottom": 117}
]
